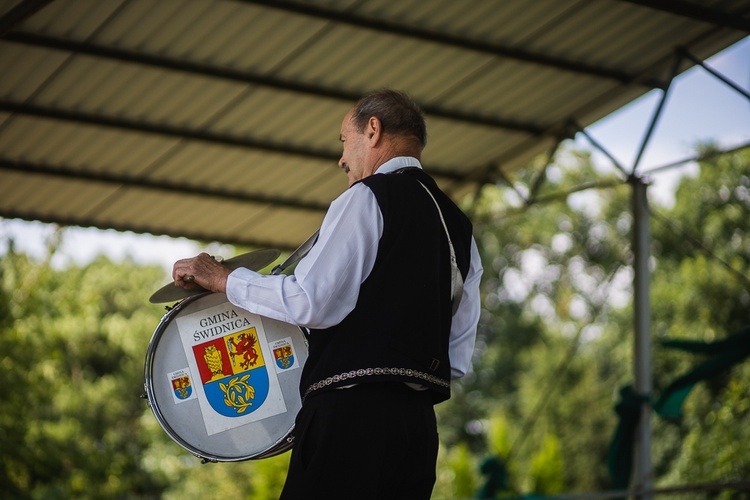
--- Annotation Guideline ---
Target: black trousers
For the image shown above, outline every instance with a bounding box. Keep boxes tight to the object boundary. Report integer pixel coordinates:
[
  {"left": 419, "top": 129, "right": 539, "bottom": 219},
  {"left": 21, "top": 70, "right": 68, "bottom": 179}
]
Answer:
[{"left": 279, "top": 382, "right": 439, "bottom": 500}]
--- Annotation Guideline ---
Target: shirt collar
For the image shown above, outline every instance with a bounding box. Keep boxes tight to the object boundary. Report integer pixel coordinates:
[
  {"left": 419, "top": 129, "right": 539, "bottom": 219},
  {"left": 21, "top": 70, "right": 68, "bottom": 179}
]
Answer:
[{"left": 374, "top": 156, "right": 423, "bottom": 175}]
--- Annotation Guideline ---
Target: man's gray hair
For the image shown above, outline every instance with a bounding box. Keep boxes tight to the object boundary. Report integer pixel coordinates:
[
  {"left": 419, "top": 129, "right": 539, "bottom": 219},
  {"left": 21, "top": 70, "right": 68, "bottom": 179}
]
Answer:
[{"left": 352, "top": 89, "right": 427, "bottom": 149}]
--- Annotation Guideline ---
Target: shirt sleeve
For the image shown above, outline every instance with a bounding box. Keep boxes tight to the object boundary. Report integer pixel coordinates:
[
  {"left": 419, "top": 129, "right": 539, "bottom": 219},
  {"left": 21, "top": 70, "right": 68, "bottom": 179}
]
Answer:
[
  {"left": 225, "top": 183, "right": 383, "bottom": 329},
  {"left": 448, "top": 237, "right": 483, "bottom": 379},
  {"left": 227, "top": 177, "right": 482, "bottom": 380}
]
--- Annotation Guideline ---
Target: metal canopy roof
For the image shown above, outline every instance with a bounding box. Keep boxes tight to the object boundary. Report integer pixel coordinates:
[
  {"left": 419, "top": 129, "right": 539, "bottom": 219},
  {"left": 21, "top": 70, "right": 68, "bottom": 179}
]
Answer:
[{"left": 1, "top": 0, "right": 748, "bottom": 250}]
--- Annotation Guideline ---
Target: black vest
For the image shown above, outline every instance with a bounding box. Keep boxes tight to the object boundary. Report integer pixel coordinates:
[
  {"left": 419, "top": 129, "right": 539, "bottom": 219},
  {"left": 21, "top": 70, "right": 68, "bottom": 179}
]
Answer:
[{"left": 299, "top": 168, "right": 474, "bottom": 404}]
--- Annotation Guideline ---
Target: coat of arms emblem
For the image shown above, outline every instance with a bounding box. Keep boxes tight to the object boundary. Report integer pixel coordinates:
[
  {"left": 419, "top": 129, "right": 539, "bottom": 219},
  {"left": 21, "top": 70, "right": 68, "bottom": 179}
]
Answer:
[{"left": 192, "top": 327, "right": 269, "bottom": 417}]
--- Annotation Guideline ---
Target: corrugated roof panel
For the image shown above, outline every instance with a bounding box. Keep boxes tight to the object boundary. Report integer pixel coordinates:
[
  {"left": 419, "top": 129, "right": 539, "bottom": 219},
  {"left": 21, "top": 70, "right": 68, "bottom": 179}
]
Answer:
[
  {"left": 144, "top": 141, "right": 341, "bottom": 209},
  {"left": 103, "top": 0, "right": 218, "bottom": 53},
  {"left": 484, "top": 1, "right": 593, "bottom": 45},
  {"left": 574, "top": 85, "right": 646, "bottom": 130},
  {"left": 0, "top": 42, "right": 69, "bottom": 101},
  {"left": 148, "top": 142, "right": 253, "bottom": 185},
  {"left": 98, "top": 190, "right": 162, "bottom": 226},
  {"left": 89, "top": 0, "right": 330, "bottom": 74},
  {"left": 95, "top": 189, "right": 267, "bottom": 234},
  {"left": 285, "top": 100, "right": 352, "bottom": 149},
  {"left": 33, "top": 55, "right": 131, "bottom": 108},
  {"left": 20, "top": 0, "right": 127, "bottom": 39},
  {"left": 0, "top": 116, "right": 179, "bottom": 175},
  {"left": 128, "top": 192, "right": 207, "bottom": 229},
  {"left": 273, "top": 25, "right": 389, "bottom": 87},
  {"left": 211, "top": 88, "right": 351, "bottom": 150},
  {"left": 289, "top": 166, "right": 347, "bottom": 196},
  {"left": 430, "top": 60, "right": 568, "bottom": 126},
  {"left": 523, "top": 1, "right": 704, "bottom": 72},
  {"left": 355, "top": 0, "right": 578, "bottom": 45},
  {"left": 151, "top": 3, "right": 259, "bottom": 63},
  {"left": 0, "top": 171, "right": 47, "bottom": 212},
  {"left": 409, "top": 53, "right": 500, "bottom": 103},
  {"left": 489, "top": 68, "right": 615, "bottom": 127},
  {"left": 537, "top": 78, "right": 617, "bottom": 125},
  {"left": 92, "top": 135, "right": 178, "bottom": 178},
  {"left": 287, "top": 166, "right": 344, "bottom": 203},
  {"left": 153, "top": 144, "right": 335, "bottom": 201},
  {"left": 278, "top": 23, "right": 498, "bottom": 99},
  {"left": 0, "top": 117, "right": 78, "bottom": 162},
  {"left": 0, "top": 0, "right": 745, "bottom": 248},
  {"left": 228, "top": 203, "right": 279, "bottom": 233},
  {"left": 209, "top": 88, "right": 288, "bottom": 138},
  {"left": 250, "top": 159, "right": 335, "bottom": 201},
  {"left": 424, "top": 117, "right": 529, "bottom": 169},
  {"left": 31, "top": 55, "right": 249, "bottom": 128},
  {"left": 0, "top": 1, "right": 23, "bottom": 16},
  {"left": 217, "top": 201, "right": 327, "bottom": 247},
  {"left": 565, "top": 4, "right": 690, "bottom": 67},
  {"left": 4, "top": 173, "right": 118, "bottom": 219},
  {"left": 377, "top": 47, "right": 495, "bottom": 99},
  {"left": 244, "top": 206, "right": 325, "bottom": 246}
]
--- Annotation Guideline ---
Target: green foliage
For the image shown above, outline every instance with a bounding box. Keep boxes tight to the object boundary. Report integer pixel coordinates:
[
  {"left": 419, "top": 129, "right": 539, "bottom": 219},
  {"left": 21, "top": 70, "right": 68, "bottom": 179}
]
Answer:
[
  {"left": 646, "top": 149, "right": 750, "bottom": 488},
  {"left": 529, "top": 433, "right": 564, "bottom": 494},
  {"left": 486, "top": 413, "right": 512, "bottom": 458},
  {"left": 159, "top": 454, "right": 290, "bottom": 500},
  {"left": 659, "top": 363, "right": 750, "bottom": 484},
  {"left": 0, "top": 249, "right": 171, "bottom": 497},
  {"left": 435, "top": 442, "right": 479, "bottom": 500},
  {"left": 458, "top": 145, "right": 750, "bottom": 496},
  {"left": 458, "top": 146, "right": 634, "bottom": 493}
]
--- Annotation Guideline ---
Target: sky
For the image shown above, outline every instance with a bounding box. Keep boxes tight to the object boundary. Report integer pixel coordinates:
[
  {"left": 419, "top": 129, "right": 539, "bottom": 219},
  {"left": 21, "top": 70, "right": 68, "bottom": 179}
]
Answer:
[
  {"left": 2, "top": 37, "right": 749, "bottom": 276},
  {"left": 576, "top": 36, "right": 750, "bottom": 202}
]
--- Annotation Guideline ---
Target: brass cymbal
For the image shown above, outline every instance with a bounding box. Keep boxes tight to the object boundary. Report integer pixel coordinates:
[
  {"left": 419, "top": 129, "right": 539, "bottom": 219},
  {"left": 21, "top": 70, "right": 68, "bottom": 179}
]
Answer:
[{"left": 149, "top": 248, "right": 281, "bottom": 304}]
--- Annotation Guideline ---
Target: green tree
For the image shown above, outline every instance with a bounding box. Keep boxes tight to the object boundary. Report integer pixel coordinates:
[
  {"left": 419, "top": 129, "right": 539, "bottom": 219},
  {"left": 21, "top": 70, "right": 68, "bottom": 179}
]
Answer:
[
  {"left": 455, "top": 145, "right": 750, "bottom": 496},
  {"left": 0, "top": 243, "right": 171, "bottom": 497},
  {"left": 454, "top": 148, "right": 632, "bottom": 493},
  {"left": 648, "top": 148, "right": 750, "bottom": 487},
  {"left": 0, "top": 234, "right": 300, "bottom": 498},
  {"left": 435, "top": 442, "right": 478, "bottom": 500},
  {"left": 529, "top": 433, "right": 564, "bottom": 494}
]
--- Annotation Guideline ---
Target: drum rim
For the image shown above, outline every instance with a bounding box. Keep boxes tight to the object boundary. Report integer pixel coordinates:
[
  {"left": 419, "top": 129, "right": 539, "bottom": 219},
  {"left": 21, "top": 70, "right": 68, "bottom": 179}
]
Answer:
[{"left": 144, "top": 292, "right": 297, "bottom": 462}]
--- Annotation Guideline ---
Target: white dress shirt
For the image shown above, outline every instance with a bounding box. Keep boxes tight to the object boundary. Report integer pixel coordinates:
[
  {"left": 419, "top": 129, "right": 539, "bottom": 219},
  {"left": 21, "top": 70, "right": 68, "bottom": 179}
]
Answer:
[{"left": 227, "top": 156, "right": 482, "bottom": 379}]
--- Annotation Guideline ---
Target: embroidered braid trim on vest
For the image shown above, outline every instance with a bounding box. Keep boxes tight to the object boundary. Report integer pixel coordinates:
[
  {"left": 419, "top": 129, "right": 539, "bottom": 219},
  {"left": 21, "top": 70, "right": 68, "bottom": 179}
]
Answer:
[{"left": 303, "top": 367, "right": 450, "bottom": 401}]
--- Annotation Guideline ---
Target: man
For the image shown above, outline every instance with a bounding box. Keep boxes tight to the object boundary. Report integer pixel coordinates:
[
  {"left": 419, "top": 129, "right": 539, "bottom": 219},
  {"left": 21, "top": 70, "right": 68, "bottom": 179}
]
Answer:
[{"left": 172, "top": 89, "right": 483, "bottom": 499}]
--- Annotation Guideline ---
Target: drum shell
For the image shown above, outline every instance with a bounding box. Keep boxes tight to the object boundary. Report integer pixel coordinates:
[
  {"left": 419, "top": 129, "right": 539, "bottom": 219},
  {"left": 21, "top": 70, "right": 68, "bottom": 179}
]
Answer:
[{"left": 144, "top": 292, "right": 307, "bottom": 462}]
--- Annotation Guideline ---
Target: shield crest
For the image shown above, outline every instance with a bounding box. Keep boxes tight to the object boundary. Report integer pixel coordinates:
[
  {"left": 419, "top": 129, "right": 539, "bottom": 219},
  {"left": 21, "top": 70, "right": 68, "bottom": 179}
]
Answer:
[
  {"left": 192, "top": 327, "right": 269, "bottom": 417},
  {"left": 171, "top": 374, "right": 193, "bottom": 400},
  {"left": 273, "top": 343, "right": 295, "bottom": 370}
]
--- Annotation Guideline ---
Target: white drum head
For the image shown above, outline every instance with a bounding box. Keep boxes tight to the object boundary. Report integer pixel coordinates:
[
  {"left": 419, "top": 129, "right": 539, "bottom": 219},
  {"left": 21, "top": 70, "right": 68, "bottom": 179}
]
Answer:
[{"left": 144, "top": 292, "right": 307, "bottom": 462}]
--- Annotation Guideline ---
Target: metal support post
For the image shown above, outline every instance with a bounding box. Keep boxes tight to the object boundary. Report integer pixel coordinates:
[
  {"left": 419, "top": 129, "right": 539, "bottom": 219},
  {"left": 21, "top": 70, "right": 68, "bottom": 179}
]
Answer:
[{"left": 631, "top": 175, "right": 653, "bottom": 498}]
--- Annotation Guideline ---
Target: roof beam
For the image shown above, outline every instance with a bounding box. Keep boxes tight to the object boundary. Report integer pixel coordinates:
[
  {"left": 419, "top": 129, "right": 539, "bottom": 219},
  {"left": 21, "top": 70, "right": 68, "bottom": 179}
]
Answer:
[
  {"left": 238, "top": 0, "right": 637, "bottom": 84},
  {"left": 4, "top": 32, "right": 546, "bottom": 136},
  {"left": 617, "top": 0, "right": 750, "bottom": 33},
  {"left": 0, "top": 158, "right": 330, "bottom": 212},
  {"left": 0, "top": 207, "right": 294, "bottom": 249},
  {"left": 0, "top": 100, "right": 467, "bottom": 181},
  {"left": 0, "top": 0, "right": 55, "bottom": 37},
  {"left": 0, "top": 99, "right": 339, "bottom": 160}
]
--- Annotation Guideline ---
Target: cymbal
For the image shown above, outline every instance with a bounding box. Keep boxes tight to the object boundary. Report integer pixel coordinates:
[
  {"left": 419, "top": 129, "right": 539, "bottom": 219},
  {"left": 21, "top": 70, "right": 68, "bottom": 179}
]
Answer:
[{"left": 149, "top": 248, "right": 281, "bottom": 304}]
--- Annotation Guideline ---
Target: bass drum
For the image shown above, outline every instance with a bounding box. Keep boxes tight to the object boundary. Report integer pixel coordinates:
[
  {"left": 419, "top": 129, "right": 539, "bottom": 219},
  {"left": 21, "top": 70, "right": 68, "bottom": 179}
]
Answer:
[{"left": 144, "top": 292, "right": 307, "bottom": 462}]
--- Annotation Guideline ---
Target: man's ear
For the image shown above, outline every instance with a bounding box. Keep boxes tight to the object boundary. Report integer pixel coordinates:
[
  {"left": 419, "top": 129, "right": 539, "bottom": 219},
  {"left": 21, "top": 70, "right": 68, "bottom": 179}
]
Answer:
[{"left": 366, "top": 116, "right": 382, "bottom": 146}]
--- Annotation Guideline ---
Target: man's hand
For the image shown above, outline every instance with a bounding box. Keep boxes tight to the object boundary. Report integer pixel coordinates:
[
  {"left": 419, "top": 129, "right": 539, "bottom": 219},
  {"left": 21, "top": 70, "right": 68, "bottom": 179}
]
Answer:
[{"left": 172, "top": 253, "right": 231, "bottom": 294}]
